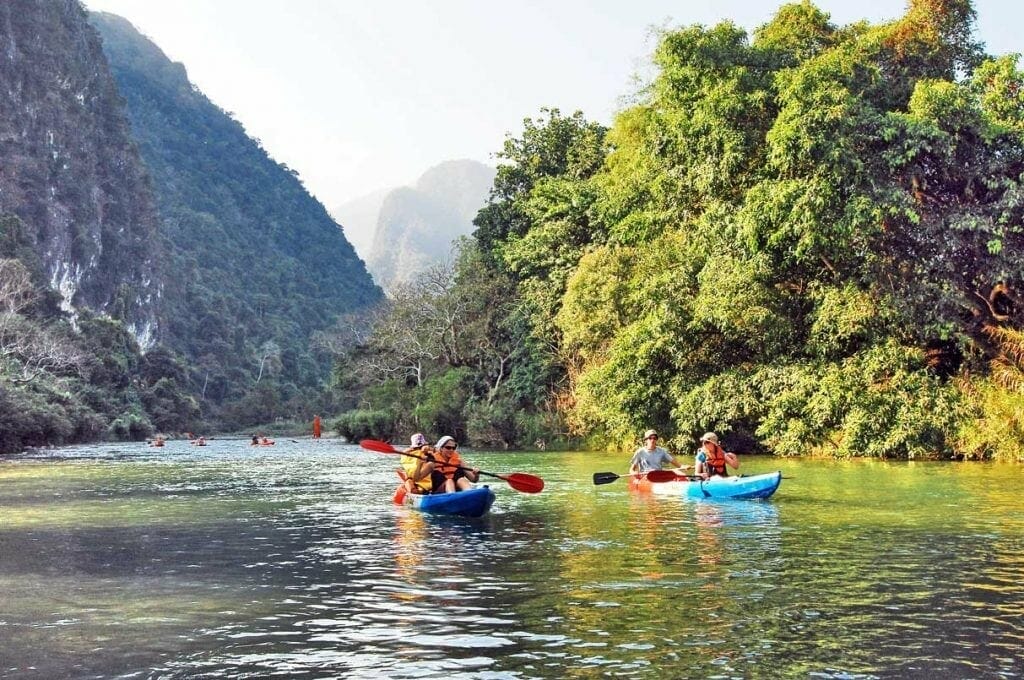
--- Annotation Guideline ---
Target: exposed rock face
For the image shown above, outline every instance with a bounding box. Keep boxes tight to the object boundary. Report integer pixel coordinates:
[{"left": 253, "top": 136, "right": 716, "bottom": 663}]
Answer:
[
  {"left": 0, "top": 0, "right": 162, "bottom": 346},
  {"left": 366, "top": 159, "right": 495, "bottom": 291}
]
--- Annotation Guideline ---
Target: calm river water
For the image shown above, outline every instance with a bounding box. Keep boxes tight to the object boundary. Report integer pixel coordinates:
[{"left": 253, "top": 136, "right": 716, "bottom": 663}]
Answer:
[{"left": 1, "top": 440, "right": 1022, "bottom": 679}]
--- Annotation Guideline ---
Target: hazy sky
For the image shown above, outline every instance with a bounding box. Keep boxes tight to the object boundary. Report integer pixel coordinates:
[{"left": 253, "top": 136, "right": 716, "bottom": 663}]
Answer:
[{"left": 81, "top": 0, "right": 1023, "bottom": 210}]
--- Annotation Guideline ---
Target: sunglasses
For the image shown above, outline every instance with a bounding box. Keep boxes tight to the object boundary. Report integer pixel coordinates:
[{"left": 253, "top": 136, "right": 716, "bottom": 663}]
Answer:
[
  {"left": 646, "top": 436, "right": 658, "bottom": 440},
  {"left": 442, "top": 445, "right": 457, "bottom": 450}
]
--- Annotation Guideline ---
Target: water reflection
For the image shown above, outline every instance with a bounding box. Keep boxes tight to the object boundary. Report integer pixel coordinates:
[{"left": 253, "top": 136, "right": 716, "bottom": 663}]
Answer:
[{"left": 1, "top": 445, "right": 1023, "bottom": 678}]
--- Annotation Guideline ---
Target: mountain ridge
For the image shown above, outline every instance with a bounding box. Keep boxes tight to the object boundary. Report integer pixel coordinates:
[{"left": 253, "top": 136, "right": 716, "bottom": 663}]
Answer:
[
  {"left": 90, "top": 10, "right": 382, "bottom": 422},
  {"left": 363, "top": 159, "right": 495, "bottom": 290}
]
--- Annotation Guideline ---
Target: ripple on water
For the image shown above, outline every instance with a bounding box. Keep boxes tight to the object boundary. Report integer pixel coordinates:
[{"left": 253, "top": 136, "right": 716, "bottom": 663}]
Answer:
[{"left": 4, "top": 445, "right": 1024, "bottom": 679}]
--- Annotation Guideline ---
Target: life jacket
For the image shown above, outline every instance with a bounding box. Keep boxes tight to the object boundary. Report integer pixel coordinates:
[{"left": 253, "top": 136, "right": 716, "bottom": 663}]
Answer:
[
  {"left": 401, "top": 446, "right": 433, "bottom": 492},
  {"left": 704, "top": 442, "right": 728, "bottom": 476},
  {"left": 433, "top": 449, "right": 462, "bottom": 478}
]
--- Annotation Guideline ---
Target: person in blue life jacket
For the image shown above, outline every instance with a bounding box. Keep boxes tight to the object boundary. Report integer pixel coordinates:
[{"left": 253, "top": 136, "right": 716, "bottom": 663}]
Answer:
[
  {"left": 694, "top": 432, "right": 740, "bottom": 479},
  {"left": 629, "top": 429, "right": 682, "bottom": 475}
]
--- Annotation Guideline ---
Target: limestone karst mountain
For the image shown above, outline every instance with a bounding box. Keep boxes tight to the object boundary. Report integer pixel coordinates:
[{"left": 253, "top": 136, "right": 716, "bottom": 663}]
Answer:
[
  {"left": 0, "top": 0, "right": 163, "bottom": 344},
  {"left": 363, "top": 159, "right": 495, "bottom": 290}
]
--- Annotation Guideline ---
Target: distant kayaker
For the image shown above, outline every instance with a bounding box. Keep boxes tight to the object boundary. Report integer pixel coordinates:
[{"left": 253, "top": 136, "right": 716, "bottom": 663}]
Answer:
[
  {"left": 313, "top": 414, "right": 322, "bottom": 439},
  {"left": 401, "top": 433, "right": 435, "bottom": 495},
  {"left": 629, "top": 429, "right": 681, "bottom": 475},
  {"left": 694, "top": 432, "right": 739, "bottom": 479},
  {"left": 432, "top": 436, "right": 479, "bottom": 493},
  {"left": 251, "top": 434, "right": 260, "bottom": 446}
]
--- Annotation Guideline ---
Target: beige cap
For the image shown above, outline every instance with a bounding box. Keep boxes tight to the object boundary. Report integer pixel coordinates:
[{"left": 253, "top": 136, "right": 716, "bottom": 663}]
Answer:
[
  {"left": 700, "top": 432, "right": 719, "bottom": 444},
  {"left": 643, "top": 429, "right": 658, "bottom": 440}
]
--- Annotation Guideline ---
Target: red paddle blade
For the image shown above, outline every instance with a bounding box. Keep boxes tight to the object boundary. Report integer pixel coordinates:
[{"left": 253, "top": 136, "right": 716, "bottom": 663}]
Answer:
[
  {"left": 359, "top": 439, "right": 401, "bottom": 454},
  {"left": 504, "top": 472, "right": 544, "bottom": 493},
  {"left": 646, "top": 469, "right": 682, "bottom": 483}
]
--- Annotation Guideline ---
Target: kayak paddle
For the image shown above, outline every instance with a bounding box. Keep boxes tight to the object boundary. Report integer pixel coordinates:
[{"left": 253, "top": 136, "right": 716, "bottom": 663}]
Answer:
[
  {"left": 359, "top": 439, "right": 544, "bottom": 494},
  {"left": 592, "top": 469, "right": 681, "bottom": 485}
]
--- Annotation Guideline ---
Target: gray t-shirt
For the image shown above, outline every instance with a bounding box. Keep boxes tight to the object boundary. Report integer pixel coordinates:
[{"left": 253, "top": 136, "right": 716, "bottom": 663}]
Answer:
[{"left": 629, "top": 446, "right": 674, "bottom": 472}]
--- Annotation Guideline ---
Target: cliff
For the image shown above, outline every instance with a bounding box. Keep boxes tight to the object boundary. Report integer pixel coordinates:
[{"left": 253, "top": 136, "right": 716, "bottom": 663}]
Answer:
[
  {"left": 366, "top": 159, "right": 495, "bottom": 290},
  {"left": 0, "top": 0, "right": 163, "bottom": 344}
]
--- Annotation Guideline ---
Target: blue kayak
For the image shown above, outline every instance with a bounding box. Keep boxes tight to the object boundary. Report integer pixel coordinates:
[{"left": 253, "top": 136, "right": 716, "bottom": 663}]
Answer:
[
  {"left": 406, "top": 486, "right": 496, "bottom": 517},
  {"left": 649, "top": 471, "right": 782, "bottom": 500}
]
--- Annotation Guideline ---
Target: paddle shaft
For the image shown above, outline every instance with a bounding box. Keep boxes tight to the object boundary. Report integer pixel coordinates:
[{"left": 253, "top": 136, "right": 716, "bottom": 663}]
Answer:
[
  {"left": 593, "top": 469, "right": 691, "bottom": 485},
  {"left": 392, "top": 447, "right": 483, "bottom": 481},
  {"left": 359, "top": 439, "right": 544, "bottom": 493}
]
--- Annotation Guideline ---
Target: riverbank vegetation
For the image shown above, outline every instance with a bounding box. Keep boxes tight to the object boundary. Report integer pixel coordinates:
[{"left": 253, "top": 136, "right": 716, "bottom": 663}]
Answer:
[
  {"left": 5, "top": 0, "right": 1022, "bottom": 462},
  {"left": 330, "top": 0, "right": 1024, "bottom": 461}
]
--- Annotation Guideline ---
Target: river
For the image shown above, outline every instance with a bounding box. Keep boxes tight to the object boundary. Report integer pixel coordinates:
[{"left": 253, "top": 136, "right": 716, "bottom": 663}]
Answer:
[{"left": 1, "top": 440, "right": 1022, "bottom": 679}]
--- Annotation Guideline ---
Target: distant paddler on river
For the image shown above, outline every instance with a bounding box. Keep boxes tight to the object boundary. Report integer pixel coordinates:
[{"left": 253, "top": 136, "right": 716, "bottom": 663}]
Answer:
[
  {"left": 148, "top": 435, "right": 166, "bottom": 447},
  {"left": 312, "top": 414, "right": 322, "bottom": 439}
]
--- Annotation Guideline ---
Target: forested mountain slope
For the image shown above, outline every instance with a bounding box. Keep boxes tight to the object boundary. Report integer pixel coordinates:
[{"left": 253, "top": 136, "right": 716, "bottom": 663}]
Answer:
[{"left": 91, "top": 12, "right": 382, "bottom": 421}]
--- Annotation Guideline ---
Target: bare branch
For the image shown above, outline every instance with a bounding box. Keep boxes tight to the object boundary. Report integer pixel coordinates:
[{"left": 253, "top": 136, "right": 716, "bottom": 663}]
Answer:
[{"left": 0, "top": 259, "right": 37, "bottom": 314}]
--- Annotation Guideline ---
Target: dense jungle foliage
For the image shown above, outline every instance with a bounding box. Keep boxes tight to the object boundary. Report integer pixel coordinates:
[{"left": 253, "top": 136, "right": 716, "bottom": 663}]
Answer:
[{"left": 333, "top": 0, "right": 1024, "bottom": 460}]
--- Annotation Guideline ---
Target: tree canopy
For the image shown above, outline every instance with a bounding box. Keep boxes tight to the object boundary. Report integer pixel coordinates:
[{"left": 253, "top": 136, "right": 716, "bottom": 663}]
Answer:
[{"left": 336, "top": 0, "right": 1024, "bottom": 460}]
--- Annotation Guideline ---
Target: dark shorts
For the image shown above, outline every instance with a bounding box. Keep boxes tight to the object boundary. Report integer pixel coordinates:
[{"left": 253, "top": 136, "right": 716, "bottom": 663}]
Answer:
[{"left": 430, "top": 469, "right": 467, "bottom": 493}]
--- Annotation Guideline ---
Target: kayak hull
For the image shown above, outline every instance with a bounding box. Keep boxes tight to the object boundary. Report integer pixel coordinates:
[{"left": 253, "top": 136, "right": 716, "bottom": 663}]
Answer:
[
  {"left": 642, "top": 471, "right": 782, "bottom": 500},
  {"left": 406, "top": 486, "right": 496, "bottom": 517}
]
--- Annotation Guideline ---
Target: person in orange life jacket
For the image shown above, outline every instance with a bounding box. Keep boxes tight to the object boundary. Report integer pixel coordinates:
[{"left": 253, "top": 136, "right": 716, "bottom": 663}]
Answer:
[
  {"left": 629, "top": 429, "right": 682, "bottom": 474},
  {"left": 431, "top": 436, "right": 479, "bottom": 493},
  {"left": 401, "top": 433, "right": 435, "bottom": 495},
  {"left": 694, "top": 432, "right": 739, "bottom": 479}
]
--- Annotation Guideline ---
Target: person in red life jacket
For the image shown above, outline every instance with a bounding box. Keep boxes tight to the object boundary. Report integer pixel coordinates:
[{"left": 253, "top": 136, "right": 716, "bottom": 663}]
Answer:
[
  {"left": 431, "top": 436, "right": 479, "bottom": 493},
  {"left": 694, "top": 432, "right": 739, "bottom": 479},
  {"left": 401, "top": 433, "right": 435, "bottom": 495},
  {"left": 312, "top": 414, "right": 322, "bottom": 439}
]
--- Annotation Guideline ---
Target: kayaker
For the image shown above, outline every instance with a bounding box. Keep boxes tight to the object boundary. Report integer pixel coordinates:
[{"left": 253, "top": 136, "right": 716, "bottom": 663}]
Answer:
[
  {"left": 432, "top": 436, "right": 479, "bottom": 493},
  {"left": 402, "top": 433, "right": 435, "bottom": 495},
  {"left": 694, "top": 432, "right": 739, "bottom": 479},
  {"left": 629, "top": 429, "right": 682, "bottom": 475}
]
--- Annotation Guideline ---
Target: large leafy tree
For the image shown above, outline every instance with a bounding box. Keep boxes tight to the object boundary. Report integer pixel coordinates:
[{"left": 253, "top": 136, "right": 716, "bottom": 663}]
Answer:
[{"left": 554, "top": 0, "right": 1019, "bottom": 457}]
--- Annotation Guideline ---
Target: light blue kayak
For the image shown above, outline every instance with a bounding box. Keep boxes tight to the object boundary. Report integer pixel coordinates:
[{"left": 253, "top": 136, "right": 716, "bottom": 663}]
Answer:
[
  {"left": 649, "top": 471, "right": 782, "bottom": 500},
  {"left": 407, "top": 486, "right": 496, "bottom": 517}
]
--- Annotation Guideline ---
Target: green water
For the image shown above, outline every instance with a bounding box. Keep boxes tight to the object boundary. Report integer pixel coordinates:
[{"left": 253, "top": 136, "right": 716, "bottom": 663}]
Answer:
[{"left": 1, "top": 441, "right": 1022, "bottom": 679}]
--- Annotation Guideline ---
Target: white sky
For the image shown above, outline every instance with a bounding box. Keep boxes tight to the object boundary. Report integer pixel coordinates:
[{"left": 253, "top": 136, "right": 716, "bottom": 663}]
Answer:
[{"left": 81, "top": 0, "right": 1023, "bottom": 210}]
